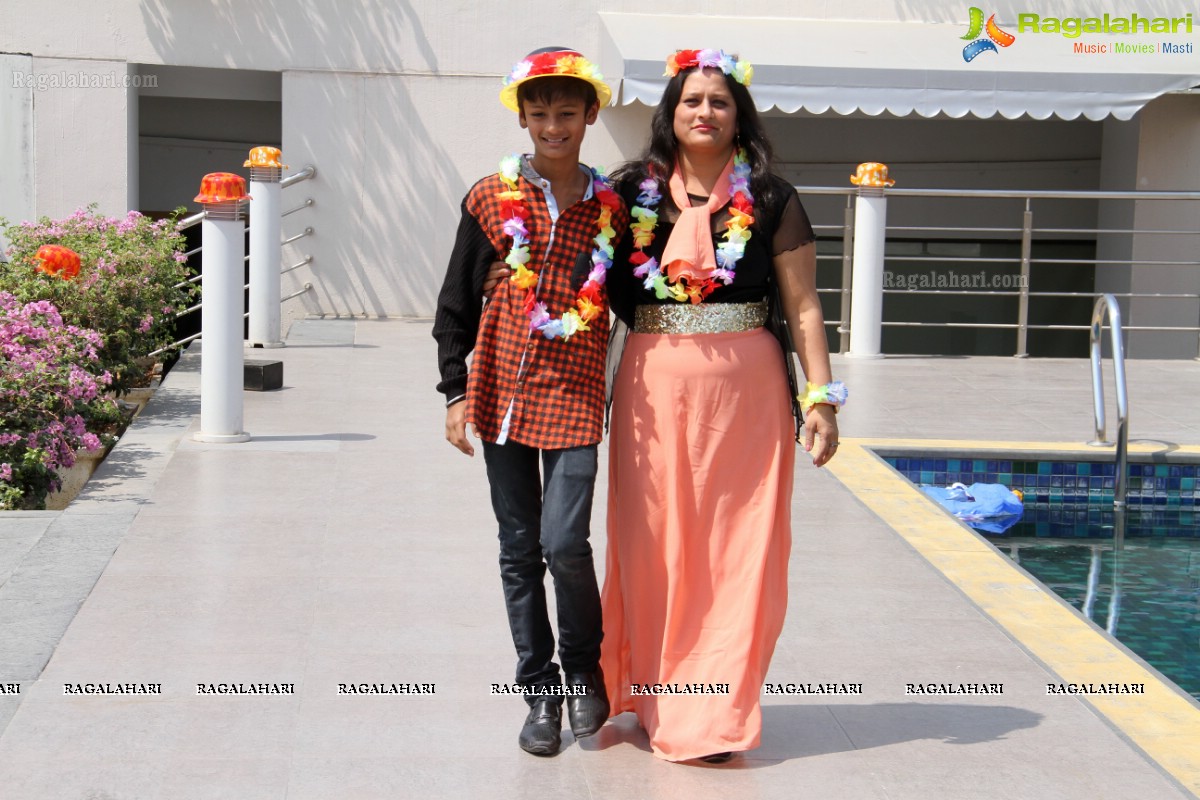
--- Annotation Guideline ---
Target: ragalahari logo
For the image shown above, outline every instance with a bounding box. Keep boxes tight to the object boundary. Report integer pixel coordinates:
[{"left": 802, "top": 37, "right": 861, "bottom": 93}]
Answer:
[{"left": 962, "top": 7, "right": 1017, "bottom": 61}]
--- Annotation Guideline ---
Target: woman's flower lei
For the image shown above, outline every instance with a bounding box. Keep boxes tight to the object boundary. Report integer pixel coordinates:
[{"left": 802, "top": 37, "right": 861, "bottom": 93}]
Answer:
[
  {"left": 664, "top": 49, "right": 753, "bottom": 86},
  {"left": 498, "top": 154, "right": 619, "bottom": 340},
  {"left": 628, "top": 148, "right": 755, "bottom": 304}
]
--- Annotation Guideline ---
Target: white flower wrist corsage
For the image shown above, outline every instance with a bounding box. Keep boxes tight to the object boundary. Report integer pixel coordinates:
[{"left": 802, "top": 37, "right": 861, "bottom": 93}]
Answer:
[{"left": 800, "top": 381, "right": 848, "bottom": 415}]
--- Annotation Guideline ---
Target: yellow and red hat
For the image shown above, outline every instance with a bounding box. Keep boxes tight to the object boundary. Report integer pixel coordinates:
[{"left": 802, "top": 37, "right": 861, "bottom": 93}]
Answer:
[{"left": 499, "top": 48, "right": 611, "bottom": 113}]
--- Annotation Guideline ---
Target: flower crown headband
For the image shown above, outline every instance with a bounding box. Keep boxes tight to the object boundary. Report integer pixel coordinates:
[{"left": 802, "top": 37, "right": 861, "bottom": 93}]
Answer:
[
  {"left": 499, "top": 49, "right": 612, "bottom": 112},
  {"left": 664, "top": 49, "right": 754, "bottom": 86}
]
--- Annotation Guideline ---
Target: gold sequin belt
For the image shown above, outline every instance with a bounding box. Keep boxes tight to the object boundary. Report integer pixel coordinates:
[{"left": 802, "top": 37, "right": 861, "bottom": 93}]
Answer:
[{"left": 633, "top": 301, "right": 768, "bottom": 335}]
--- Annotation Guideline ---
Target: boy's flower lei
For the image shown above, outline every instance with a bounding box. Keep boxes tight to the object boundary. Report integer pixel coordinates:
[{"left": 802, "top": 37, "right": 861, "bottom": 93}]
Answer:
[
  {"left": 664, "top": 49, "right": 753, "bottom": 86},
  {"left": 629, "top": 148, "right": 755, "bottom": 304},
  {"left": 497, "top": 155, "right": 620, "bottom": 340}
]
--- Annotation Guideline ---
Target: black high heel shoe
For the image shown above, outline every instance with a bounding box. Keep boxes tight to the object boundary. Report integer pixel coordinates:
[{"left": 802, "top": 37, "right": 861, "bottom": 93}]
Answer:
[{"left": 700, "top": 752, "right": 734, "bottom": 764}]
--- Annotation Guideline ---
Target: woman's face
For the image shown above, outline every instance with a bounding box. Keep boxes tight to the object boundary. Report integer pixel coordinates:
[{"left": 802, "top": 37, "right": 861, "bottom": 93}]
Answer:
[{"left": 672, "top": 68, "right": 738, "bottom": 157}]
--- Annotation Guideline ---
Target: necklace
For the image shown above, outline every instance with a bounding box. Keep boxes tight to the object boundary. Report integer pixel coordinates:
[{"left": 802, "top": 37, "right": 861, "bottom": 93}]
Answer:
[
  {"left": 498, "top": 154, "right": 619, "bottom": 340},
  {"left": 628, "top": 148, "right": 755, "bottom": 303}
]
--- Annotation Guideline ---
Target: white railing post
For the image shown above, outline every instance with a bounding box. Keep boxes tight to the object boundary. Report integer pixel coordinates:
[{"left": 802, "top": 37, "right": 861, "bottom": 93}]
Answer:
[
  {"left": 246, "top": 147, "right": 285, "bottom": 348},
  {"left": 838, "top": 198, "right": 853, "bottom": 354},
  {"left": 1015, "top": 199, "right": 1033, "bottom": 357},
  {"left": 194, "top": 172, "right": 251, "bottom": 444},
  {"left": 847, "top": 162, "right": 894, "bottom": 359}
]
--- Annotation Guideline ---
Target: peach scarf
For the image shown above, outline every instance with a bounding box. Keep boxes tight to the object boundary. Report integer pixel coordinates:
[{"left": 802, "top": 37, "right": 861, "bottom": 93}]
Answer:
[{"left": 660, "top": 153, "right": 735, "bottom": 285}]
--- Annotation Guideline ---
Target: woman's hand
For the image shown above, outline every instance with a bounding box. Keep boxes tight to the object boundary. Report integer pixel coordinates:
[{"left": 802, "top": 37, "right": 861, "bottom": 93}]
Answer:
[
  {"left": 483, "top": 261, "right": 512, "bottom": 298},
  {"left": 804, "top": 404, "right": 839, "bottom": 468},
  {"left": 774, "top": 241, "right": 842, "bottom": 466}
]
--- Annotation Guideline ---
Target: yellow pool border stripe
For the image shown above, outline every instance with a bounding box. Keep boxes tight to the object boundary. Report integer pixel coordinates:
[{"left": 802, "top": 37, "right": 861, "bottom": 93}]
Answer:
[{"left": 827, "top": 438, "right": 1200, "bottom": 797}]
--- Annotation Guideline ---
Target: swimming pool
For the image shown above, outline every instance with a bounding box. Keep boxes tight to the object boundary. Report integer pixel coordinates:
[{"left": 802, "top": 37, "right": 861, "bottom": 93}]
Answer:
[{"left": 884, "top": 454, "right": 1200, "bottom": 702}]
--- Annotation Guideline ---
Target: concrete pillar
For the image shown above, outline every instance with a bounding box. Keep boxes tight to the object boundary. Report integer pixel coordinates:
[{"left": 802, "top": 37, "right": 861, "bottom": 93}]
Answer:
[
  {"left": 194, "top": 173, "right": 251, "bottom": 444},
  {"left": 847, "top": 188, "right": 889, "bottom": 358},
  {"left": 246, "top": 147, "right": 286, "bottom": 348}
]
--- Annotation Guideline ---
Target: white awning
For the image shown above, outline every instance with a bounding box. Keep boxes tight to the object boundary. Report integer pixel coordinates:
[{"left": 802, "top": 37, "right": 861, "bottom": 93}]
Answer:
[{"left": 599, "top": 12, "right": 1200, "bottom": 120}]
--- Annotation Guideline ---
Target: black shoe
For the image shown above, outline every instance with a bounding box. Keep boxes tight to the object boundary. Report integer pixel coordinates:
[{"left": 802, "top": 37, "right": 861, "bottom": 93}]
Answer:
[
  {"left": 700, "top": 752, "right": 734, "bottom": 764},
  {"left": 565, "top": 668, "right": 610, "bottom": 738},
  {"left": 518, "top": 698, "right": 562, "bottom": 756}
]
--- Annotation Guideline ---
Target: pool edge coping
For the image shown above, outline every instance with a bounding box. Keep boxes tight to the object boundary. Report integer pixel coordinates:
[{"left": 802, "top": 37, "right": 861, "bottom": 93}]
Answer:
[{"left": 827, "top": 437, "right": 1200, "bottom": 799}]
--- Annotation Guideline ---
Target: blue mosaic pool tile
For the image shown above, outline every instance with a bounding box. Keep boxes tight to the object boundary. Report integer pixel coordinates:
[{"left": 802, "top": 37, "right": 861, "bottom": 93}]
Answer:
[{"left": 884, "top": 455, "right": 1200, "bottom": 507}]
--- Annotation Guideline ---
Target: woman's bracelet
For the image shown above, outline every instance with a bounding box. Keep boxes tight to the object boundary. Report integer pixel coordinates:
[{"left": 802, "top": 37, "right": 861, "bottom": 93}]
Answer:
[{"left": 799, "top": 380, "right": 848, "bottom": 414}]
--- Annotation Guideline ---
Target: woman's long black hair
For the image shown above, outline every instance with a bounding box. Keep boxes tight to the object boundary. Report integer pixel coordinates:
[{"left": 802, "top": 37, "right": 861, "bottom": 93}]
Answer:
[{"left": 612, "top": 65, "right": 780, "bottom": 215}]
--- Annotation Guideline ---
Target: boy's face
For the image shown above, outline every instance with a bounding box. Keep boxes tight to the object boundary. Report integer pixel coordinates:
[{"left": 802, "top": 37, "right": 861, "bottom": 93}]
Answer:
[{"left": 518, "top": 94, "right": 599, "bottom": 165}]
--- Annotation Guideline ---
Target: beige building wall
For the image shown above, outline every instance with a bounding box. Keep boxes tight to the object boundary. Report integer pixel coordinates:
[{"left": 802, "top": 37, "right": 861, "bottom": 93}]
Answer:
[
  {"left": 1096, "top": 95, "right": 1200, "bottom": 359},
  {"left": 0, "top": 54, "right": 35, "bottom": 253},
  {"left": 1130, "top": 95, "right": 1200, "bottom": 359}
]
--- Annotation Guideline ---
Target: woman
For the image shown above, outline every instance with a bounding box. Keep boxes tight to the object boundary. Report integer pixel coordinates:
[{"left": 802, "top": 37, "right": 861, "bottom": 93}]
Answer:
[{"left": 599, "top": 49, "right": 845, "bottom": 763}]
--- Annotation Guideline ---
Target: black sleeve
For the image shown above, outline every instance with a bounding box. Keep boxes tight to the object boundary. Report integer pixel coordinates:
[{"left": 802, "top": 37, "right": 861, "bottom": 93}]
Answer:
[
  {"left": 772, "top": 187, "right": 817, "bottom": 255},
  {"left": 432, "top": 198, "right": 495, "bottom": 402},
  {"left": 606, "top": 176, "right": 641, "bottom": 328}
]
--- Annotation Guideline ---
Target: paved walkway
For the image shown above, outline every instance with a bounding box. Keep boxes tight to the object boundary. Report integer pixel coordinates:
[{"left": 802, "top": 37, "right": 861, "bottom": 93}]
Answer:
[{"left": 0, "top": 319, "right": 1197, "bottom": 799}]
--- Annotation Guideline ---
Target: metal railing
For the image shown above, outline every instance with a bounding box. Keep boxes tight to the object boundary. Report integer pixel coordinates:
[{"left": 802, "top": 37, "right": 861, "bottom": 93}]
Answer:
[
  {"left": 152, "top": 165, "right": 316, "bottom": 356},
  {"left": 1087, "top": 293, "right": 1129, "bottom": 509},
  {"left": 797, "top": 185, "right": 1200, "bottom": 358}
]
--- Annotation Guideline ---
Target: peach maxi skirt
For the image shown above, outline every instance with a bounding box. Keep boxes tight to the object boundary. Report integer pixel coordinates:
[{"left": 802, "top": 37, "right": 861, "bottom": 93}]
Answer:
[{"left": 601, "top": 326, "right": 795, "bottom": 761}]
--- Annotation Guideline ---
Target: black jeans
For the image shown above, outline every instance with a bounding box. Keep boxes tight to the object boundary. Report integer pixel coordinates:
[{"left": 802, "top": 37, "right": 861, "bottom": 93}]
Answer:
[{"left": 482, "top": 440, "right": 603, "bottom": 707}]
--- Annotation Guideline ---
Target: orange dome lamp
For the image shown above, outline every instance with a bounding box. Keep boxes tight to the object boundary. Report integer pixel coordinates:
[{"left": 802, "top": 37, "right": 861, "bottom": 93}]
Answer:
[
  {"left": 194, "top": 172, "right": 250, "bottom": 204},
  {"left": 34, "top": 244, "right": 82, "bottom": 280},
  {"left": 243, "top": 146, "right": 287, "bottom": 170},
  {"left": 850, "top": 162, "right": 896, "bottom": 188}
]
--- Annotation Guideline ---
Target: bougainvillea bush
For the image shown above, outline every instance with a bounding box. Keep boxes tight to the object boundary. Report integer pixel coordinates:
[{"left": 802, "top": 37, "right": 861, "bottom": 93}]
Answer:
[
  {"left": 0, "top": 293, "right": 120, "bottom": 510},
  {"left": 1, "top": 206, "right": 195, "bottom": 395}
]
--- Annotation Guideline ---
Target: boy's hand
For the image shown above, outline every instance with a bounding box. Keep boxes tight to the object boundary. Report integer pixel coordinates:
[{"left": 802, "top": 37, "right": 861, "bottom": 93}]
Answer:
[
  {"left": 445, "top": 402, "right": 476, "bottom": 456},
  {"left": 483, "top": 261, "right": 512, "bottom": 298}
]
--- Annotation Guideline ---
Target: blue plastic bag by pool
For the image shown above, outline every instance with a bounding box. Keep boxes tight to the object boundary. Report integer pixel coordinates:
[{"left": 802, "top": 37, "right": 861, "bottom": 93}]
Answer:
[{"left": 921, "top": 482, "right": 1024, "bottom": 534}]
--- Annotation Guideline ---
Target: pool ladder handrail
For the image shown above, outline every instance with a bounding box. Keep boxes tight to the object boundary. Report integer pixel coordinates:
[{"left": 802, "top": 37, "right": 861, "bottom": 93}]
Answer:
[{"left": 1087, "top": 293, "right": 1129, "bottom": 509}]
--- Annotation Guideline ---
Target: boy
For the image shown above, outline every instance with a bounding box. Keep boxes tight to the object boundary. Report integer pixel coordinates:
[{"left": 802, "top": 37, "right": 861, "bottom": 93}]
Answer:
[{"left": 432, "top": 47, "right": 628, "bottom": 756}]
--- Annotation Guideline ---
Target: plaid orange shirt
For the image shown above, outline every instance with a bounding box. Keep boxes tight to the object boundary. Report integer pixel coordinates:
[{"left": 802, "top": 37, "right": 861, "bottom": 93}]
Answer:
[{"left": 443, "top": 163, "right": 628, "bottom": 450}]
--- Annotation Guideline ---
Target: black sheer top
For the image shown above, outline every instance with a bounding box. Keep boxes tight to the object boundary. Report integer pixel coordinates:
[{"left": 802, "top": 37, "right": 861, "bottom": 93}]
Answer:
[{"left": 607, "top": 171, "right": 816, "bottom": 327}]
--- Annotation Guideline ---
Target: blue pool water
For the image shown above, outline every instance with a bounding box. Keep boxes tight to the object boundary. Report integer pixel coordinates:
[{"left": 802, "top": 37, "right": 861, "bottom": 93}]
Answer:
[{"left": 885, "top": 454, "right": 1200, "bottom": 702}]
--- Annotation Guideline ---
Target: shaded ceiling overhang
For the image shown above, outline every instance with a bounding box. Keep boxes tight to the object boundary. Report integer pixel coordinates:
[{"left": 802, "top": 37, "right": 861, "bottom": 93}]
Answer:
[{"left": 600, "top": 12, "right": 1200, "bottom": 120}]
